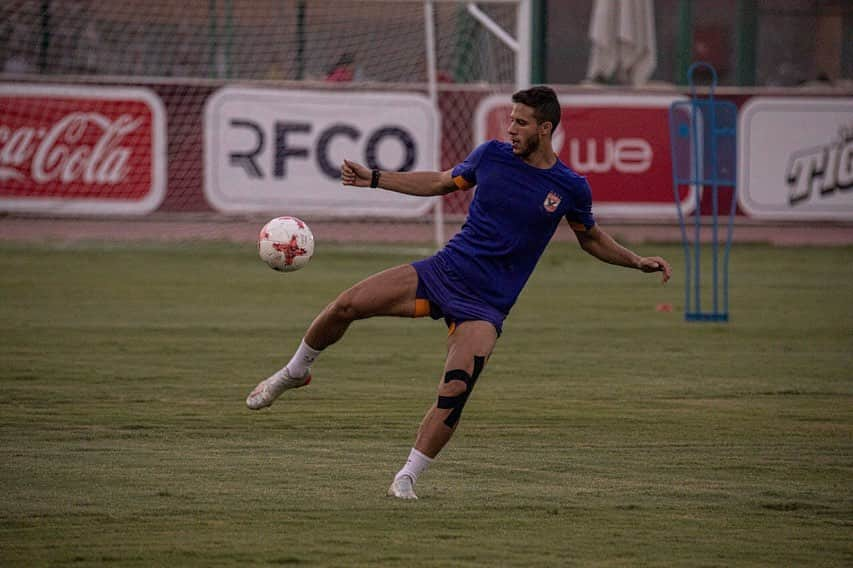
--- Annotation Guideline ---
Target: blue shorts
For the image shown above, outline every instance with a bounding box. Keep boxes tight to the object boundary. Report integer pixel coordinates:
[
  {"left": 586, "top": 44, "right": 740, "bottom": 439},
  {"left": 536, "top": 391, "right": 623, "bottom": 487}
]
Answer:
[{"left": 412, "top": 254, "right": 505, "bottom": 335}]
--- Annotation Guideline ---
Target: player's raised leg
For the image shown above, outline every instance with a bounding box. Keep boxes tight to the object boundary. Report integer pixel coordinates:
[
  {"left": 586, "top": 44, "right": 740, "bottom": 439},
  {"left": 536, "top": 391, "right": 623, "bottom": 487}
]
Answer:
[
  {"left": 388, "top": 320, "right": 497, "bottom": 499},
  {"left": 246, "top": 264, "right": 419, "bottom": 410}
]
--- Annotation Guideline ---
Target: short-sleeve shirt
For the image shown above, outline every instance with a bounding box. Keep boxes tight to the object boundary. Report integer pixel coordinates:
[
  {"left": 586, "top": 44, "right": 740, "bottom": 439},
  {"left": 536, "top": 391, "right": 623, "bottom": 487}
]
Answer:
[{"left": 436, "top": 140, "right": 595, "bottom": 315}]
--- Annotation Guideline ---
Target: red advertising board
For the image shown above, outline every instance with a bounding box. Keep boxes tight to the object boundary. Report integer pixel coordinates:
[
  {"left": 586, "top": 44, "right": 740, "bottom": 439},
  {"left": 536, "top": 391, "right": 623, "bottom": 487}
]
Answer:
[
  {"left": 0, "top": 84, "right": 166, "bottom": 215},
  {"left": 475, "top": 94, "right": 692, "bottom": 217}
]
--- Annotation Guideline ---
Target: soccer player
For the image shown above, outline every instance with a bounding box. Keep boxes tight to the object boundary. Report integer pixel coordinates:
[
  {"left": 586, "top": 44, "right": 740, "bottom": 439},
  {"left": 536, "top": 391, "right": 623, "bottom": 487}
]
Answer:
[{"left": 246, "top": 86, "right": 671, "bottom": 500}]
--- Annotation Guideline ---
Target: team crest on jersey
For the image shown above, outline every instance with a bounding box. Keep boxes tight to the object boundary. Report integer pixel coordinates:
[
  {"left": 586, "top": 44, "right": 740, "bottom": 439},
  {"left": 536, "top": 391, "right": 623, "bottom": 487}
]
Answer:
[{"left": 543, "top": 191, "right": 561, "bottom": 213}]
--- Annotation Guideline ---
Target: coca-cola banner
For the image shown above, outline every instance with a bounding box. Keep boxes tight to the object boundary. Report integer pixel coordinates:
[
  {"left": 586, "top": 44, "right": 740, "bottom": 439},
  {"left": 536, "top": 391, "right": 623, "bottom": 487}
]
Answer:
[
  {"left": 475, "top": 94, "right": 693, "bottom": 218},
  {"left": 0, "top": 84, "right": 166, "bottom": 215},
  {"left": 739, "top": 97, "right": 853, "bottom": 220}
]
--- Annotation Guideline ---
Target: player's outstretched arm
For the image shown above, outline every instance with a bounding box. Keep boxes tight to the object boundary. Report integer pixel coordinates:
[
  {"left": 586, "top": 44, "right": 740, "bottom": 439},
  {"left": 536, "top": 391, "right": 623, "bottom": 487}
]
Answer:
[
  {"left": 574, "top": 225, "right": 672, "bottom": 283},
  {"left": 341, "top": 159, "right": 457, "bottom": 196}
]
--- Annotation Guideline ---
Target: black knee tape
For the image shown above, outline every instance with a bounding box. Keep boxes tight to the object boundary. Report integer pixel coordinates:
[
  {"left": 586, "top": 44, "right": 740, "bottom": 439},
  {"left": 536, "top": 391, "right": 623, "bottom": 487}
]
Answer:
[
  {"left": 472, "top": 355, "right": 485, "bottom": 381},
  {"left": 436, "top": 356, "right": 486, "bottom": 428}
]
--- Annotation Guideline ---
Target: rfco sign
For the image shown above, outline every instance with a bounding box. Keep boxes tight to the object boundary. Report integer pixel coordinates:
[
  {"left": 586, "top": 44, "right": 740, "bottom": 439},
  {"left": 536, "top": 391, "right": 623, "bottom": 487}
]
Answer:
[
  {"left": 476, "top": 94, "right": 691, "bottom": 217},
  {"left": 204, "top": 88, "right": 439, "bottom": 217}
]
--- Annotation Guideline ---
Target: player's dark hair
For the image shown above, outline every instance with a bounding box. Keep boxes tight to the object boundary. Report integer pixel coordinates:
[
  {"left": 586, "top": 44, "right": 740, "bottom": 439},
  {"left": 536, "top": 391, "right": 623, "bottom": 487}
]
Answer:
[{"left": 511, "top": 85, "right": 561, "bottom": 131}]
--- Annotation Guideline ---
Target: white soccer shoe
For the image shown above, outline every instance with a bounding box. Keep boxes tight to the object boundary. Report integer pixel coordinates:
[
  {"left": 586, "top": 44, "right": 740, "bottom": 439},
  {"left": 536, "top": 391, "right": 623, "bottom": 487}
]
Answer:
[
  {"left": 246, "top": 367, "right": 312, "bottom": 410},
  {"left": 387, "top": 475, "right": 418, "bottom": 500}
]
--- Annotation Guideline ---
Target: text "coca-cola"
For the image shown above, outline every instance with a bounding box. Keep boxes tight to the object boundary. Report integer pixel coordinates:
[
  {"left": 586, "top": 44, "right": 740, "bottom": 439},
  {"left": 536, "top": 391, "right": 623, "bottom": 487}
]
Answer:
[{"left": 0, "top": 112, "right": 142, "bottom": 185}]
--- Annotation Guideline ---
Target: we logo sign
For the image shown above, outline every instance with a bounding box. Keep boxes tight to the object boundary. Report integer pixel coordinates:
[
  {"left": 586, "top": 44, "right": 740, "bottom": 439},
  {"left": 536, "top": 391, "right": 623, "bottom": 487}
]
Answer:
[
  {"left": 475, "top": 93, "right": 690, "bottom": 218},
  {"left": 566, "top": 137, "right": 653, "bottom": 174}
]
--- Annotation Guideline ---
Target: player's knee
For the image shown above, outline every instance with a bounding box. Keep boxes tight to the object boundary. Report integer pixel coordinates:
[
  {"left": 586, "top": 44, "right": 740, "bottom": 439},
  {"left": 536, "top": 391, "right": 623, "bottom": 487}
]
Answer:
[
  {"left": 435, "top": 356, "right": 486, "bottom": 428},
  {"left": 436, "top": 369, "right": 472, "bottom": 429},
  {"left": 437, "top": 375, "right": 468, "bottom": 398},
  {"left": 328, "top": 289, "right": 362, "bottom": 322}
]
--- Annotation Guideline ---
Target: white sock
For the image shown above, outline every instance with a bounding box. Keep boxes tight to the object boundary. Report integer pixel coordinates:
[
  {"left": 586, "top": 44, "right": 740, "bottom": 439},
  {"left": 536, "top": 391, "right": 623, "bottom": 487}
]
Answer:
[
  {"left": 285, "top": 339, "right": 321, "bottom": 378},
  {"left": 394, "top": 448, "right": 433, "bottom": 484}
]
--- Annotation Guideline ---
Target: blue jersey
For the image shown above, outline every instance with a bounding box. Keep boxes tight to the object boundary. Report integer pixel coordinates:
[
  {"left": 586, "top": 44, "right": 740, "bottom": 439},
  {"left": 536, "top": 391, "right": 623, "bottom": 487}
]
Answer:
[{"left": 437, "top": 140, "right": 595, "bottom": 315}]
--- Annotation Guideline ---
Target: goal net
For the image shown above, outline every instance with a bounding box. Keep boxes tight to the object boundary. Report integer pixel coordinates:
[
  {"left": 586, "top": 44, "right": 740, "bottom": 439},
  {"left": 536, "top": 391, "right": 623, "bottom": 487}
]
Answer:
[{"left": 0, "top": 0, "right": 529, "bottom": 246}]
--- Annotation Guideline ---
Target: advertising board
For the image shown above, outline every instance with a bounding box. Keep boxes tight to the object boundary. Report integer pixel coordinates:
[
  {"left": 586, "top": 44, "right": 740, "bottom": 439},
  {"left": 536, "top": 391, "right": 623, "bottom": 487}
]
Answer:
[
  {"left": 475, "top": 94, "right": 692, "bottom": 218},
  {"left": 204, "top": 88, "right": 439, "bottom": 217},
  {"left": 739, "top": 97, "right": 853, "bottom": 220},
  {"left": 0, "top": 84, "right": 166, "bottom": 215}
]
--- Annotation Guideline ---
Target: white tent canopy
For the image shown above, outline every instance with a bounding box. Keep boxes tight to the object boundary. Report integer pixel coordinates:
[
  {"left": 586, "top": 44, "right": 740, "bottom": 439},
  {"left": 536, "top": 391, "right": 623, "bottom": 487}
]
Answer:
[{"left": 586, "top": 0, "right": 657, "bottom": 85}]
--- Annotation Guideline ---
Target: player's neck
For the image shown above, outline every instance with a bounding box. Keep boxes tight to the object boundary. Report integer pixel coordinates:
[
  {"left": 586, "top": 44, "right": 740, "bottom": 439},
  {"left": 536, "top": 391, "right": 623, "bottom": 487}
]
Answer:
[{"left": 521, "top": 143, "right": 557, "bottom": 170}]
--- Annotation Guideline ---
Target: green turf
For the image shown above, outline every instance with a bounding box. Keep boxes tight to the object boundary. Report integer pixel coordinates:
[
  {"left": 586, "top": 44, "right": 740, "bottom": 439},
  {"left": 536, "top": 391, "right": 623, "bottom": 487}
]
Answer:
[{"left": 1, "top": 240, "right": 851, "bottom": 567}]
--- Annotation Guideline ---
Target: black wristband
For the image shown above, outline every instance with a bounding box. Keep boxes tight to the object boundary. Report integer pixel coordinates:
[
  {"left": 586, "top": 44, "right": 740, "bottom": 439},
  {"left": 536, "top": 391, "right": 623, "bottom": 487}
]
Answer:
[{"left": 370, "top": 169, "right": 381, "bottom": 188}]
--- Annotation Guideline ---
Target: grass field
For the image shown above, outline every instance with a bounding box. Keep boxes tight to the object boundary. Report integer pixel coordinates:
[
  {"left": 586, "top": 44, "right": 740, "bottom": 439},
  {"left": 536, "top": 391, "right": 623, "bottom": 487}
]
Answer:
[{"left": 1, "top": 240, "right": 851, "bottom": 567}]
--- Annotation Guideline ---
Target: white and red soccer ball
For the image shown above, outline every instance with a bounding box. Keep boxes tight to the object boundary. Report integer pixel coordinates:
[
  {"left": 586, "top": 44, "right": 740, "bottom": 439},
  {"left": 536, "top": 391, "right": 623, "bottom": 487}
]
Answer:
[{"left": 258, "top": 216, "right": 315, "bottom": 272}]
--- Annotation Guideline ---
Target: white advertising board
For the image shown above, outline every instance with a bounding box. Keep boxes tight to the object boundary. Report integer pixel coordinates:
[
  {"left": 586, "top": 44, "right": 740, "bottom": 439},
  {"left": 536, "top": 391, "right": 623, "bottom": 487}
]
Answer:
[
  {"left": 204, "top": 88, "right": 439, "bottom": 217},
  {"left": 739, "top": 97, "right": 853, "bottom": 220}
]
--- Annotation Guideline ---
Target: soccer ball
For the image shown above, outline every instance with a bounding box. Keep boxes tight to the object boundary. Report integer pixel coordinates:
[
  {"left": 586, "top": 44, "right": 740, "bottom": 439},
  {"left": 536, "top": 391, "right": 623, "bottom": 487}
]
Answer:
[{"left": 258, "top": 216, "right": 315, "bottom": 272}]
